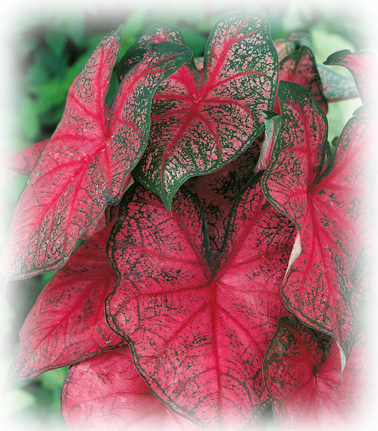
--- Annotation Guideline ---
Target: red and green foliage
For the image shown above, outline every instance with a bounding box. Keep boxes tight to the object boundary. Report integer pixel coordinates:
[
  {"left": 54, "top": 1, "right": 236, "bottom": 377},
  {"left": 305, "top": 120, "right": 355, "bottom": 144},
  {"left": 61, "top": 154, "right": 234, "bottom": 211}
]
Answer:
[{"left": 2, "top": 8, "right": 377, "bottom": 431}]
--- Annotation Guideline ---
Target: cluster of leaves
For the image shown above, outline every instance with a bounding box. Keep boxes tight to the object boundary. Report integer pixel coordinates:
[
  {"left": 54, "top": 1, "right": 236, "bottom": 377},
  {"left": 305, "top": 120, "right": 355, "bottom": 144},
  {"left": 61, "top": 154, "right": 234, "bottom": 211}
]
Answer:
[
  {"left": 0, "top": 0, "right": 242, "bottom": 253},
  {"left": 1, "top": 7, "right": 377, "bottom": 431}
]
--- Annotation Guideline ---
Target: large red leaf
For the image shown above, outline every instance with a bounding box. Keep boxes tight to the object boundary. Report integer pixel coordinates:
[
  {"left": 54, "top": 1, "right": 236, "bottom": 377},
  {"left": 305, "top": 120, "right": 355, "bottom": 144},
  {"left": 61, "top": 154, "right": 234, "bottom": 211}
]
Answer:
[
  {"left": 62, "top": 347, "right": 201, "bottom": 431},
  {"left": 106, "top": 177, "right": 295, "bottom": 430},
  {"left": 263, "top": 316, "right": 370, "bottom": 430},
  {"left": 261, "top": 82, "right": 378, "bottom": 364},
  {"left": 0, "top": 139, "right": 48, "bottom": 184},
  {"left": 273, "top": 46, "right": 328, "bottom": 115},
  {"left": 1, "top": 29, "right": 191, "bottom": 281},
  {"left": 7, "top": 222, "right": 126, "bottom": 386},
  {"left": 185, "top": 134, "right": 262, "bottom": 251},
  {"left": 117, "top": 11, "right": 278, "bottom": 210},
  {"left": 324, "top": 49, "right": 378, "bottom": 104}
]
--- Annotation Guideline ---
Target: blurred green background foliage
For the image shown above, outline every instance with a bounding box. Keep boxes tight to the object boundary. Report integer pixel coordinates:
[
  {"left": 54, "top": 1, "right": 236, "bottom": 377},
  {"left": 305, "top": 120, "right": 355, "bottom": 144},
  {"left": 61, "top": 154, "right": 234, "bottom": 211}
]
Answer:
[{"left": 0, "top": 2, "right": 375, "bottom": 429}]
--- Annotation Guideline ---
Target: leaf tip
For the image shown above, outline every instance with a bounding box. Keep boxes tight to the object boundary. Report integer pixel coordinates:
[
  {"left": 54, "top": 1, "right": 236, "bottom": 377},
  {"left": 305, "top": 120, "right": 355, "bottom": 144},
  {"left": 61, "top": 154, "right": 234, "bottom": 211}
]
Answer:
[
  {"left": 111, "top": 24, "right": 125, "bottom": 40},
  {"left": 6, "top": 373, "right": 17, "bottom": 390},
  {"left": 323, "top": 49, "right": 353, "bottom": 65},
  {"left": 6, "top": 362, "right": 24, "bottom": 389},
  {"left": 352, "top": 97, "right": 378, "bottom": 116}
]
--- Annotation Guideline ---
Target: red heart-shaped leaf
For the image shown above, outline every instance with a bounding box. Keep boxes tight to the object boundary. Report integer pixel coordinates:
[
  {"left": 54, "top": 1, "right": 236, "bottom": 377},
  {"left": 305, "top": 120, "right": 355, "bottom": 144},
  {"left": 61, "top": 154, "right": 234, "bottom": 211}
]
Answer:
[
  {"left": 62, "top": 347, "right": 201, "bottom": 431},
  {"left": 324, "top": 49, "right": 378, "bottom": 104},
  {"left": 262, "top": 82, "right": 378, "bottom": 363},
  {"left": 8, "top": 222, "right": 126, "bottom": 386},
  {"left": 106, "top": 176, "right": 295, "bottom": 430},
  {"left": 2, "top": 29, "right": 191, "bottom": 281},
  {"left": 273, "top": 46, "right": 327, "bottom": 115},
  {"left": 0, "top": 139, "right": 48, "bottom": 184},
  {"left": 117, "top": 11, "right": 278, "bottom": 210},
  {"left": 263, "top": 316, "right": 370, "bottom": 430}
]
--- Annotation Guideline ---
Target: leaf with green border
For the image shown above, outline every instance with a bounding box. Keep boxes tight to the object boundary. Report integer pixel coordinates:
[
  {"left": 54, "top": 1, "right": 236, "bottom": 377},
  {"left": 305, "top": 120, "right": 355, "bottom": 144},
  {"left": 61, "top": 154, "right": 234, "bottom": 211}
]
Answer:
[
  {"left": 324, "top": 50, "right": 378, "bottom": 104},
  {"left": 262, "top": 82, "right": 378, "bottom": 366},
  {"left": 117, "top": 10, "right": 278, "bottom": 210},
  {"left": 1, "top": 28, "right": 191, "bottom": 281}
]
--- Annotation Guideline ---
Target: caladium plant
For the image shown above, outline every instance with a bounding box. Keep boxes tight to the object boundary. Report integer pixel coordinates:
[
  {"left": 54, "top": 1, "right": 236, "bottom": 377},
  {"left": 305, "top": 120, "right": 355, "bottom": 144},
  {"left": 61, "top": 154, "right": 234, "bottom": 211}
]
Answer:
[{"left": 2, "top": 7, "right": 377, "bottom": 431}]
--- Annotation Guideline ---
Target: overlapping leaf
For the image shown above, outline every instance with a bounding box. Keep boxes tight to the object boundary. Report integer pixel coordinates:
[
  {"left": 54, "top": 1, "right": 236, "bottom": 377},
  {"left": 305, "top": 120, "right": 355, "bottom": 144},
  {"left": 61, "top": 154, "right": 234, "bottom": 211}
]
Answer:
[
  {"left": 324, "top": 50, "right": 378, "bottom": 103},
  {"left": 106, "top": 177, "right": 295, "bottom": 430},
  {"left": 262, "top": 81, "right": 378, "bottom": 364},
  {"left": 1, "top": 28, "right": 191, "bottom": 280},
  {"left": 263, "top": 316, "right": 369, "bottom": 430},
  {"left": 8, "top": 222, "right": 126, "bottom": 386},
  {"left": 317, "top": 65, "right": 359, "bottom": 102},
  {"left": 254, "top": 112, "right": 280, "bottom": 173},
  {"left": 0, "top": 139, "right": 47, "bottom": 184},
  {"left": 273, "top": 33, "right": 307, "bottom": 62},
  {"left": 62, "top": 347, "right": 200, "bottom": 431},
  {"left": 117, "top": 11, "right": 278, "bottom": 210},
  {"left": 185, "top": 134, "right": 262, "bottom": 251},
  {"left": 273, "top": 46, "right": 327, "bottom": 115}
]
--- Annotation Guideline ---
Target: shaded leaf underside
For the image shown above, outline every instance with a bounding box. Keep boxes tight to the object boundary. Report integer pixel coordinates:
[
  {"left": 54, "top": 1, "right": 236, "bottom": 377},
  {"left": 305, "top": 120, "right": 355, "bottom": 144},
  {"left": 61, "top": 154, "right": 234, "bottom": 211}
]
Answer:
[{"left": 185, "top": 134, "right": 262, "bottom": 251}]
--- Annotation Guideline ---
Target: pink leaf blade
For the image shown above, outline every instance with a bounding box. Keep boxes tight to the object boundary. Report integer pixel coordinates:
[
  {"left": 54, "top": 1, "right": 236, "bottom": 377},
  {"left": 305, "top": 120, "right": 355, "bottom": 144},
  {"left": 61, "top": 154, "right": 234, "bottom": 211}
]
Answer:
[
  {"left": 7, "top": 222, "right": 126, "bottom": 386},
  {"left": 274, "top": 46, "right": 328, "bottom": 115},
  {"left": 263, "top": 316, "right": 370, "bottom": 430},
  {"left": 314, "top": 99, "right": 378, "bottom": 190},
  {"left": 262, "top": 83, "right": 378, "bottom": 363},
  {"left": 123, "top": 11, "right": 278, "bottom": 210},
  {"left": 262, "top": 81, "right": 328, "bottom": 227},
  {"left": 1, "top": 34, "right": 191, "bottom": 281},
  {"left": 0, "top": 139, "right": 48, "bottom": 184},
  {"left": 106, "top": 177, "right": 296, "bottom": 430},
  {"left": 324, "top": 49, "right": 378, "bottom": 104},
  {"left": 0, "top": 28, "right": 123, "bottom": 281},
  {"left": 62, "top": 347, "right": 201, "bottom": 431}
]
